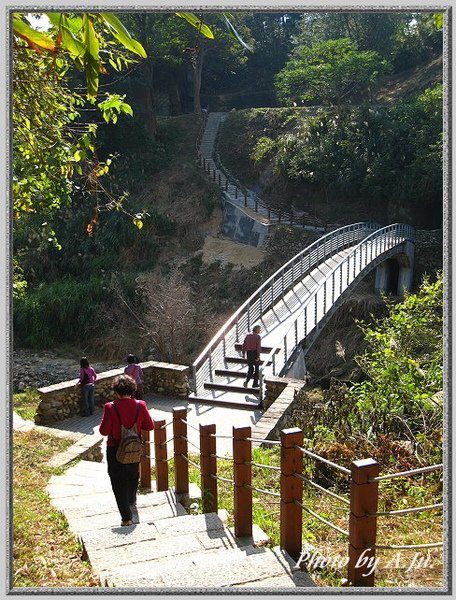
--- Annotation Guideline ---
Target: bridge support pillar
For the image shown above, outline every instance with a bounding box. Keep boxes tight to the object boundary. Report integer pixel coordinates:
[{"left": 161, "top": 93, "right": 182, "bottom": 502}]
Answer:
[
  {"left": 375, "top": 241, "right": 415, "bottom": 297},
  {"left": 397, "top": 240, "right": 415, "bottom": 295},
  {"left": 374, "top": 262, "right": 392, "bottom": 295}
]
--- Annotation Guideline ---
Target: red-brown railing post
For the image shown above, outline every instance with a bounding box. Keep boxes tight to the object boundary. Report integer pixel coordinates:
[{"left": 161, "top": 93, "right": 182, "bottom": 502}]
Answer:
[
  {"left": 154, "top": 419, "right": 168, "bottom": 492},
  {"left": 347, "top": 458, "right": 380, "bottom": 586},
  {"left": 280, "top": 427, "right": 303, "bottom": 561},
  {"left": 233, "top": 426, "right": 252, "bottom": 537},
  {"left": 200, "top": 424, "right": 218, "bottom": 513},
  {"left": 173, "top": 407, "right": 189, "bottom": 496},
  {"left": 140, "top": 430, "right": 151, "bottom": 489}
]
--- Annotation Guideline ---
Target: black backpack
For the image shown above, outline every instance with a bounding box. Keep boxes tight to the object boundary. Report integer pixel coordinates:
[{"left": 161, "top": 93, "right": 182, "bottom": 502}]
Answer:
[{"left": 112, "top": 401, "right": 142, "bottom": 464}]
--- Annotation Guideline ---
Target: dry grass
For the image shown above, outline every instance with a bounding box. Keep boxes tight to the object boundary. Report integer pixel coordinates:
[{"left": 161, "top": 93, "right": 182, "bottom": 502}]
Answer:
[{"left": 12, "top": 430, "right": 99, "bottom": 588}]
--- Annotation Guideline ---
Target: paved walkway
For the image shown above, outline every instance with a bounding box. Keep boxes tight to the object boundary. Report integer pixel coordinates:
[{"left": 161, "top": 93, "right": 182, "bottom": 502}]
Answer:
[{"left": 14, "top": 394, "right": 266, "bottom": 467}]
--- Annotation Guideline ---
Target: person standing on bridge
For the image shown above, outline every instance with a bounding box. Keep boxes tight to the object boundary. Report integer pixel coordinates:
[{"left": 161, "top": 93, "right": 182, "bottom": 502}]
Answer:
[
  {"left": 242, "top": 325, "right": 262, "bottom": 389},
  {"left": 99, "top": 374, "right": 154, "bottom": 527}
]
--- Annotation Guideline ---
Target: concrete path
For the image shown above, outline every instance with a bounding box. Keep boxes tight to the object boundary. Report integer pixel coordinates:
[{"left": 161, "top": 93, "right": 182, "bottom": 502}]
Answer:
[
  {"left": 15, "top": 394, "right": 266, "bottom": 467},
  {"left": 46, "top": 459, "right": 315, "bottom": 590}
]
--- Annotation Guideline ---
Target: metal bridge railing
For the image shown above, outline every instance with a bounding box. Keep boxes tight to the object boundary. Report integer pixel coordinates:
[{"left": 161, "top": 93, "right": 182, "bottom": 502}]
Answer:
[
  {"left": 258, "top": 223, "right": 416, "bottom": 396},
  {"left": 192, "top": 222, "right": 380, "bottom": 395}
]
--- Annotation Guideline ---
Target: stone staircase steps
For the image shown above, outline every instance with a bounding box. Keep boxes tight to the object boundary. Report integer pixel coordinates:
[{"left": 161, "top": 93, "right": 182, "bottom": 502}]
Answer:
[
  {"left": 47, "top": 459, "right": 315, "bottom": 589},
  {"left": 187, "top": 389, "right": 261, "bottom": 410},
  {"left": 203, "top": 381, "right": 260, "bottom": 395},
  {"left": 101, "top": 543, "right": 313, "bottom": 589}
]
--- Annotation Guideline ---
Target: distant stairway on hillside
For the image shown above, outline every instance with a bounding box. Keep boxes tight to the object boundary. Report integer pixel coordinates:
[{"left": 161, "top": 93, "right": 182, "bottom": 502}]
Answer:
[{"left": 197, "top": 111, "right": 325, "bottom": 234}]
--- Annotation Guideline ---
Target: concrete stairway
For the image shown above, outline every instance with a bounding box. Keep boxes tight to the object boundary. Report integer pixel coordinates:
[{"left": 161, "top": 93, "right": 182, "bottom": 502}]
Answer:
[{"left": 47, "top": 459, "right": 315, "bottom": 589}]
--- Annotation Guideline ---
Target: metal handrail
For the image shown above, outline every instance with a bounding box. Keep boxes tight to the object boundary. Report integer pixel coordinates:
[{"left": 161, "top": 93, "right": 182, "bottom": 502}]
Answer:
[
  {"left": 192, "top": 222, "right": 379, "bottom": 394},
  {"left": 213, "top": 151, "right": 320, "bottom": 228},
  {"left": 258, "top": 223, "right": 415, "bottom": 390}
]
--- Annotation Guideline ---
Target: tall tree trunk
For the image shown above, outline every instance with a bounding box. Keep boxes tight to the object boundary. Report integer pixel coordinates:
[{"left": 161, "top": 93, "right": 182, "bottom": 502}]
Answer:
[
  {"left": 142, "top": 59, "right": 157, "bottom": 137},
  {"left": 187, "top": 39, "right": 206, "bottom": 116}
]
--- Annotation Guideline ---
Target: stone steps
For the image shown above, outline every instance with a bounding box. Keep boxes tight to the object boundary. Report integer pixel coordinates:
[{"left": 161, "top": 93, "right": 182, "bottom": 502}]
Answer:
[
  {"left": 47, "top": 459, "right": 315, "bottom": 589},
  {"left": 101, "top": 543, "right": 313, "bottom": 589}
]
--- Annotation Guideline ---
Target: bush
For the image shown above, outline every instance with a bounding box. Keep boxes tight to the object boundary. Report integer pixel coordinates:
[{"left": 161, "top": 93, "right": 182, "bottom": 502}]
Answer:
[{"left": 14, "top": 276, "right": 105, "bottom": 348}]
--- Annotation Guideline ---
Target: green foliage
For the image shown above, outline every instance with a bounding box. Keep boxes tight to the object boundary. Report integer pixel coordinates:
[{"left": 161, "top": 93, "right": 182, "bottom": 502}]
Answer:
[
  {"left": 12, "top": 12, "right": 145, "bottom": 226},
  {"left": 294, "top": 12, "right": 442, "bottom": 72},
  {"left": 14, "top": 275, "right": 105, "bottom": 348},
  {"left": 250, "top": 136, "right": 275, "bottom": 164},
  {"left": 275, "top": 38, "right": 388, "bottom": 106},
  {"left": 271, "top": 83, "right": 442, "bottom": 226},
  {"left": 348, "top": 273, "right": 443, "bottom": 444},
  {"left": 14, "top": 12, "right": 146, "bottom": 101}
]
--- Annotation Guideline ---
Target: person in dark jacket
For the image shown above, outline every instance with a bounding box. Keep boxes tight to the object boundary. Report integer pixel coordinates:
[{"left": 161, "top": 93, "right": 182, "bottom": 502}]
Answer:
[
  {"left": 241, "top": 325, "right": 262, "bottom": 388},
  {"left": 99, "top": 374, "right": 154, "bottom": 526}
]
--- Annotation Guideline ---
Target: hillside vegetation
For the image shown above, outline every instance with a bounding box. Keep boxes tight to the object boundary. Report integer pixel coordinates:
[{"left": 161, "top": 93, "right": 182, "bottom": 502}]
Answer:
[
  {"left": 217, "top": 59, "right": 442, "bottom": 229},
  {"left": 13, "top": 11, "right": 443, "bottom": 366}
]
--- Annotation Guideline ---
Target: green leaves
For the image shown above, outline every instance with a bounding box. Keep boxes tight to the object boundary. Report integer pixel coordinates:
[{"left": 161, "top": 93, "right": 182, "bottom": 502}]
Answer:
[
  {"left": 434, "top": 13, "right": 444, "bottom": 30},
  {"left": 82, "top": 14, "right": 100, "bottom": 101},
  {"left": 97, "top": 94, "right": 133, "bottom": 124},
  {"left": 13, "top": 12, "right": 147, "bottom": 101},
  {"left": 175, "top": 13, "right": 214, "bottom": 39},
  {"left": 99, "top": 13, "right": 147, "bottom": 57},
  {"left": 275, "top": 38, "right": 387, "bottom": 106},
  {"left": 348, "top": 274, "right": 443, "bottom": 440},
  {"left": 12, "top": 16, "right": 55, "bottom": 52}
]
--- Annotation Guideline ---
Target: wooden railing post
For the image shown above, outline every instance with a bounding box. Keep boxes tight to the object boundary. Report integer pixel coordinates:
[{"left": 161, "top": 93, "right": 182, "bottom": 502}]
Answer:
[
  {"left": 140, "top": 430, "right": 151, "bottom": 489},
  {"left": 200, "top": 424, "right": 218, "bottom": 513},
  {"left": 233, "top": 426, "right": 252, "bottom": 538},
  {"left": 347, "top": 458, "right": 380, "bottom": 586},
  {"left": 173, "top": 407, "right": 189, "bottom": 496},
  {"left": 154, "top": 419, "right": 168, "bottom": 492},
  {"left": 280, "top": 427, "right": 303, "bottom": 561}
]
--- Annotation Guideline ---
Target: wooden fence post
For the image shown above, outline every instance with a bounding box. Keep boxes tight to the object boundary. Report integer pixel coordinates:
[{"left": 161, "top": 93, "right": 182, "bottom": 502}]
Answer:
[
  {"left": 233, "top": 426, "right": 252, "bottom": 538},
  {"left": 154, "top": 419, "right": 168, "bottom": 492},
  {"left": 200, "top": 424, "right": 218, "bottom": 513},
  {"left": 173, "top": 407, "right": 189, "bottom": 496},
  {"left": 140, "top": 430, "right": 151, "bottom": 489},
  {"left": 347, "top": 458, "right": 380, "bottom": 586},
  {"left": 280, "top": 427, "right": 303, "bottom": 561}
]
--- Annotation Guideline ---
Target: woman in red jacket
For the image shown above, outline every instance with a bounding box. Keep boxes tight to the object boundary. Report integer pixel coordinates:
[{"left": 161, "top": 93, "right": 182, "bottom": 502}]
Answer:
[{"left": 99, "top": 374, "right": 154, "bottom": 526}]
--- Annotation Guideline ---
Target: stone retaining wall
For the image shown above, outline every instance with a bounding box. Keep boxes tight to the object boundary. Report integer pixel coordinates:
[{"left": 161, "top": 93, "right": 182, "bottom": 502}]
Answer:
[
  {"left": 252, "top": 377, "right": 306, "bottom": 445},
  {"left": 35, "top": 361, "right": 190, "bottom": 425}
]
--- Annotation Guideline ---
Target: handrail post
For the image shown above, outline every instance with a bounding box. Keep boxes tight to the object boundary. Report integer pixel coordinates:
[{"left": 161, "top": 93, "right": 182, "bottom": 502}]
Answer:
[
  {"left": 347, "top": 458, "right": 380, "bottom": 586},
  {"left": 233, "top": 426, "right": 252, "bottom": 538},
  {"left": 140, "top": 430, "right": 151, "bottom": 489},
  {"left": 200, "top": 424, "right": 218, "bottom": 513},
  {"left": 173, "top": 407, "right": 189, "bottom": 497},
  {"left": 154, "top": 419, "right": 169, "bottom": 492},
  {"left": 280, "top": 428, "right": 303, "bottom": 561}
]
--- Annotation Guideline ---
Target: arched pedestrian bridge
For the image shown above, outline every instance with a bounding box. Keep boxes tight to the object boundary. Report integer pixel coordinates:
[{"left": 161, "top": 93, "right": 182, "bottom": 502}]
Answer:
[{"left": 189, "top": 222, "right": 415, "bottom": 409}]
